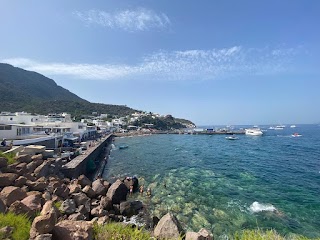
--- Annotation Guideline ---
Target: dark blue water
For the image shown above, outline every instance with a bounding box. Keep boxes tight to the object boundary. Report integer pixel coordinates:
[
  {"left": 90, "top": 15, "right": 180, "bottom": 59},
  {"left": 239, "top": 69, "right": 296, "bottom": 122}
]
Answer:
[{"left": 103, "top": 125, "right": 320, "bottom": 238}]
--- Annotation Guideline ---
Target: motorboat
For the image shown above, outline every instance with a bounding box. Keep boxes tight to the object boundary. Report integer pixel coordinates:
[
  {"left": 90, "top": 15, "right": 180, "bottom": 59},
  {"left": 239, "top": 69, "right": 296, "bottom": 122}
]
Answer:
[
  {"left": 225, "top": 135, "right": 239, "bottom": 140},
  {"left": 245, "top": 128, "right": 263, "bottom": 136},
  {"left": 292, "top": 133, "right": 302, "bottom": 137},
  {"left": 290, "top": 125, "right": 296, "bottom": 128},
  {"left": 274, "top": 126, "right": 284, "bottom": 130},
  {"left": 119, "top": 145, "right": 129, "bottom": 149}
]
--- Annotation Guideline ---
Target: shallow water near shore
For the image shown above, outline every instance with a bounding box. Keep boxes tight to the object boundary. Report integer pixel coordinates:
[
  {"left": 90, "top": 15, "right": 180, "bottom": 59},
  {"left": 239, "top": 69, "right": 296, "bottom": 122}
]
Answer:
[{"left": 102, "top": 125, "right": 320, "bottom": 238}]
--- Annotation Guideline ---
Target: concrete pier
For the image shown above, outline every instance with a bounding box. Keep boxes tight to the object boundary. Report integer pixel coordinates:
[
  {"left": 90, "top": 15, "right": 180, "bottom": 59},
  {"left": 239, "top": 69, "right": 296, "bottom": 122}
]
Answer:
[{"left": 61, "top": 134, "right": 114, "bottom": 179}]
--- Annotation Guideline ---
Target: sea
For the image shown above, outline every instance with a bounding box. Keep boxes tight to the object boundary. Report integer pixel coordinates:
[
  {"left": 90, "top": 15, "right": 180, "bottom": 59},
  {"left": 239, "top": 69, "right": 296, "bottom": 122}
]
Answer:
[{"left": 102, "top": 124, "right": 320, "bottom": 238}]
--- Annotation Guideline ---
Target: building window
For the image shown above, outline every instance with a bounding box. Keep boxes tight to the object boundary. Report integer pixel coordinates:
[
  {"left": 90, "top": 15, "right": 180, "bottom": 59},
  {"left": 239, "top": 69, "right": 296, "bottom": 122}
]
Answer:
[{"left": 0, "top": 125, "right": 12, "bottom": 130}]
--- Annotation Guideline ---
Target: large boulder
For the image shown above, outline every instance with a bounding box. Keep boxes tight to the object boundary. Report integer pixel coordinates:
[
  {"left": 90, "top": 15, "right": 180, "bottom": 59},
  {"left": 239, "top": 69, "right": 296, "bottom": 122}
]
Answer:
[
  {"left": 0, "top": 186, "right": 27, "bottom": 206},
  {"left": 16, "top": 162, "right": 28, "bottom": 175},
  {"left": 153, "top": 213, "right": 184, "bottom": 239},
  {"left": 27, "top": 159, "right": 44, "bottom": 173},
  {"left": 91, "top": 179, "right": 107, "bottom": 196},
  {"left": 52, "top": 220, "right": 93, "bottom": 240},
  {"left": 106, "top": 180, "right": 128, "bottom": 204},
  {"left": 119, "top": 200, "right": 143, "bottom": 217},
  {"left": 0, "top": 173, "right": 18, "bottom": 187},
  {"left": 78, "top": 175, "right": 91, "bottom": 188},
  {"left": 30, "top": 209, "right": 57, "bottom": 239}
]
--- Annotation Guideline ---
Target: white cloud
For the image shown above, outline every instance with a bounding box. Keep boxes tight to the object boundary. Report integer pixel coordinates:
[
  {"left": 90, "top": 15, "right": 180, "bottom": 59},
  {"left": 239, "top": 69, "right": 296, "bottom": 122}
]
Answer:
[
  {"left": 1, "top": 46, "right": 299, "bottom": 81},
  {"left": 73, "top": 8, "right": 171, "bottom": 32}
]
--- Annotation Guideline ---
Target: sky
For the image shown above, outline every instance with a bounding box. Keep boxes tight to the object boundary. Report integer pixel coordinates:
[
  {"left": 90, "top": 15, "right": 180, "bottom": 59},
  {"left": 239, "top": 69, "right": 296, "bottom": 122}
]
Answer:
[{"left": 0, "top": 0, "right": 319, "bottom": 125}]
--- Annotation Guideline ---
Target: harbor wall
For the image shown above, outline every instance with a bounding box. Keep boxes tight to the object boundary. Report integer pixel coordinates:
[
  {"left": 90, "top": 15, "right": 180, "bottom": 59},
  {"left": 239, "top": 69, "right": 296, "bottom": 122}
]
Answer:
[{"left": 60, "top": 134, "right": 113, "bottom": 179}]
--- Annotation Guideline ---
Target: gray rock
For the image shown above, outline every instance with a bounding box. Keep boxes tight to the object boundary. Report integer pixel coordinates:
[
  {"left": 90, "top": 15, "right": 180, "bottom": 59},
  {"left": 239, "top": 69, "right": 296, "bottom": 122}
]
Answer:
[
  {"left": 34, "top": 161, "right": 51, "bottom": 178},
  {"left": 106, "top": 179, "right": 128, "bottom": 204},
  {"left": 90, "top": 205, "right": 107, "bottom": 217},
  {"left": 68, "top": 183, "right": 81, "bottom": 194},
  {"left": 100, "top": 196, "right": 113, "bottom": 210},
  {"left": 0, "top": 173, "right": 18, "bottom": 187},
  {"left": 72, "top": 192, "right": 90, "bottom": 207},
  {"left": 68, "top": 213, "right": 86, "bottom": 221},
  {"left": 26, "top": 159, "right": 43, "bottom": 173},
  {"left": 16, "top": 162, "right": 27, "bottom": 175},
  {"left": 26, "top": 180, "right": 47, "bottom": 192},
  {"left": 60, "top": 199, "right": 76, "bottom": 215},
  {"left": 53, "top": 184, "right": 70, "bottom": 199},
  {"left": 120, "top": 200, "right": 143, "bottom": 217},
  {"left": 154, "top": 212, "right": 184, "bottom": 239}
]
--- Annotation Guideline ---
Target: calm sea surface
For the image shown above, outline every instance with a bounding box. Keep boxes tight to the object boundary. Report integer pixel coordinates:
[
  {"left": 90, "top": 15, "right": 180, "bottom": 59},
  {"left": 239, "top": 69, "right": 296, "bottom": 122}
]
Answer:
[{"left": 102, "top": 125, "right": 320, "bottom": 238}]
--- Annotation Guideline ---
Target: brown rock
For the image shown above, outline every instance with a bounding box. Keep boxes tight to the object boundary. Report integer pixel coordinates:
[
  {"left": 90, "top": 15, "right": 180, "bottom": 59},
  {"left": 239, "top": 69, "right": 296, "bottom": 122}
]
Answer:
[
  {"left": 0, "top": 157, "right": 8, "bottom": 168},
  {"left": 30, "top": 209, "right": 57, "bottom": 239},
  {"left": 9, "top": 200, "right": 34, "bottom": 218},
  {"left": 92, "top": 179, "right": 107, "bottom": 196},
  {"left": 100, "top": 196, "right": 113, "bottom": 211},
  {"left": 82, "top": 185, "right": 95, "bottom": 198},
  {"left": 21, "top": 194, "right": 42, "bottom": 212},
  {"left": 32, "top": 154, "right": 43, "bottom": 161},
  {"left": 53, "top": 184, "right": 70, "bottom": 199},
  {"left": 14, "top": 176, "right": 27, "bottom": 187},
  {"left": 153, "top": 213, "right": 184, "bottom": 239},
  {"left": 119, "top": 200, "right": 143, "bottom": 217},
  {"left": 15, "top": 154, "right": 32, "bottom": 164},
  {"left": 90, "top": 205, "right": 107, "bottom": 217},
  {"left": 0, "top": 173, "right": 18, "bottom": 187},
  {"left": 26, "top": 180, "right": 47, "bottom": 192},
  {"left": 16, "top": 162, "right": 27, "bottom": 175},
  {"left": 68, "top": 213, "right": 86, "bottom": 221},
  {"left": 0, "top": 186, "right": 27, "bottom": 206},
  {"left": 52, "top": 220, "right": 93, "bottom": 240},
  {"left": 27, "top": 160, "right": 44, "bottom": 173},
  {"left": 0, "top": 226, "right": 13, "bottom": 239},
  {"left": 78, "top": 175, "right": 91, "bottom": 188},
  {"left": 198, "top": 228, "right": 213, "bottom": 240},
  {"left": 106, "top": 179, "right": 128, "bottom": 204},
  {"left": 72, "top": 192, "right": 90, "bottom": 207},
  {"left": 0, "top": 198, "right": 7, "bottom": 213},
  {"left": 68, "top": 184, "right": 81, "bottom": 194}
]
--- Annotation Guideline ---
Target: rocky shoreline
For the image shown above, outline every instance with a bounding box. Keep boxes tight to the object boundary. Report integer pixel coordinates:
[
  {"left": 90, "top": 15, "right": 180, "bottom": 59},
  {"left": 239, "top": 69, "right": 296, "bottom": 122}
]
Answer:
[{"left": 0, "top": 148, "right": 213, "bottom": 239}]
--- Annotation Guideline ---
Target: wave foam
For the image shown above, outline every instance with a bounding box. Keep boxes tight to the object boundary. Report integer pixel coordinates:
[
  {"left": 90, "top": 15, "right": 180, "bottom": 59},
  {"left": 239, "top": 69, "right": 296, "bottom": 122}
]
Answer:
[{"left": 249, "top": 201, "right": 277, "bottom": 213}]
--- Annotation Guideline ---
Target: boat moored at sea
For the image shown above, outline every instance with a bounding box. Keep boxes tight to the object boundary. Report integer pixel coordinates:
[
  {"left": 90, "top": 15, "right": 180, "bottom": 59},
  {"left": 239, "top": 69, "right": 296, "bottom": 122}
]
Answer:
[
  {"left": 225, "top": 135, "right": 239, "bottom": 140},
  {"left": 245, "top": 128, "right": 263, "bottom": 136},
  {"left": 292, "top": 133, "right": 302, "bottom": 137}
]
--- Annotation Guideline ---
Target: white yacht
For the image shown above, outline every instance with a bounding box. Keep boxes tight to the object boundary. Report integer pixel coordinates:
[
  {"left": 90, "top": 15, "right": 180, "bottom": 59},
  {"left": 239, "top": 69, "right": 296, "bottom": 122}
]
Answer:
[
  {"left": 245, "top": 128, "right": 263, "bottom": 136},
  {"left": 290, "top": 125, "right": 296, "bottom": 128}
]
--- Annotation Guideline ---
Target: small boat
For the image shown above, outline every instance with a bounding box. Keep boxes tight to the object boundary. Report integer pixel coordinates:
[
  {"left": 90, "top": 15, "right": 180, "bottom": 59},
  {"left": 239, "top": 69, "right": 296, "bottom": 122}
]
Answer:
[
  {"left": 292, "top": 133, "right": 302, "bottom": 137},
  {"left": 225, "top": 136, "right": 239, "bottom": 140},
  {"left": 274, "top": 126, "right": 284, "bottom": 130},
  {"left": 290, "top": 125, "right": 296, "bottom": 128},
  {"left": 245, "top": 128, "right": 263, "bottom": 136},
  {"left": 119, "top": 145, "right": 129, "bottom": 149}
]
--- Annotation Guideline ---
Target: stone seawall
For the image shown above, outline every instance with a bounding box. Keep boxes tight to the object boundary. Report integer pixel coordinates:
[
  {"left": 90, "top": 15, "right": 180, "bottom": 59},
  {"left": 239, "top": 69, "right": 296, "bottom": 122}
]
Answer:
[{"left": 60, "top": 135, "right": 113, "bottom": 179}]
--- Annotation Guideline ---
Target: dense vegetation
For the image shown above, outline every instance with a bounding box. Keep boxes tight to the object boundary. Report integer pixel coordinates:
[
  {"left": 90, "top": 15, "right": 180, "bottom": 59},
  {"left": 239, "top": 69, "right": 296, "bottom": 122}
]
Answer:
[
  {"left": 132, "top": 115, "right": 187, "bottom": 130},
  {"left": 0, "top": 212, "right": 31, "bottom": 240},
  {"left": 0, "top": 63, "right": 138, "bottom": 118}
]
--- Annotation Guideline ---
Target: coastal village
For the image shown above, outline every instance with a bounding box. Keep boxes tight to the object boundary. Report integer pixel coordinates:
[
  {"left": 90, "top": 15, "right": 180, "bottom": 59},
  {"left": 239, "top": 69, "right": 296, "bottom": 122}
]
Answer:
[{"left": 0, "top": 110, "right": 213, "bottom": 240}]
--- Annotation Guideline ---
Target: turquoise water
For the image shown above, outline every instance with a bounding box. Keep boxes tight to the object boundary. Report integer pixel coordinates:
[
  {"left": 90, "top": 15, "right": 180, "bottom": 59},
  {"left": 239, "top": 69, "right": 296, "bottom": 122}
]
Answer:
[{"left": 102, "top": 125, "right": 320, "bottom": 238}]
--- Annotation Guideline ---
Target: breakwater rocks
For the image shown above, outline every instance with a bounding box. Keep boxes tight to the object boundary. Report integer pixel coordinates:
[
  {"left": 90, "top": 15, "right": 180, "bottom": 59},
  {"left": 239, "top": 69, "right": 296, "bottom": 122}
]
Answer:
[{"left": 0, "top": 154, "right": 213, "bottom": 240}]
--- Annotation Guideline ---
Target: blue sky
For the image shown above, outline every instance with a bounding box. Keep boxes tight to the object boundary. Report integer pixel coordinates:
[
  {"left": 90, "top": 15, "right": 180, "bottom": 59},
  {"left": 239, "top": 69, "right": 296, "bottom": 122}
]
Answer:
[{"left": 1, "top": 0, "right": 319, "bottom": 125}]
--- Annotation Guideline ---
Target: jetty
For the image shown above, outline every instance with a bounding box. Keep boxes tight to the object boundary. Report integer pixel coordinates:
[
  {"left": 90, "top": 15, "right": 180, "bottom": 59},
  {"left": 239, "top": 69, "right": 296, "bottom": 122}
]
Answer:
[{"left": 61, "top": 134, "right": 114, "bottom": 179}]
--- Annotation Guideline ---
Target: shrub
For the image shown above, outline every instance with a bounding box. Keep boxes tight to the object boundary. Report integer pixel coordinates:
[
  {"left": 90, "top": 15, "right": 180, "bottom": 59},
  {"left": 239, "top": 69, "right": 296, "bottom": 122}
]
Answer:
[
  {"left": 0, "top": 151, "right": 16, "bottom": 165},
  {"left": 93, "top": 222, "right": 152, "bottom": 240},
  {"left": 0, "top": 212, "right": 31, "bottom": 240}
]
